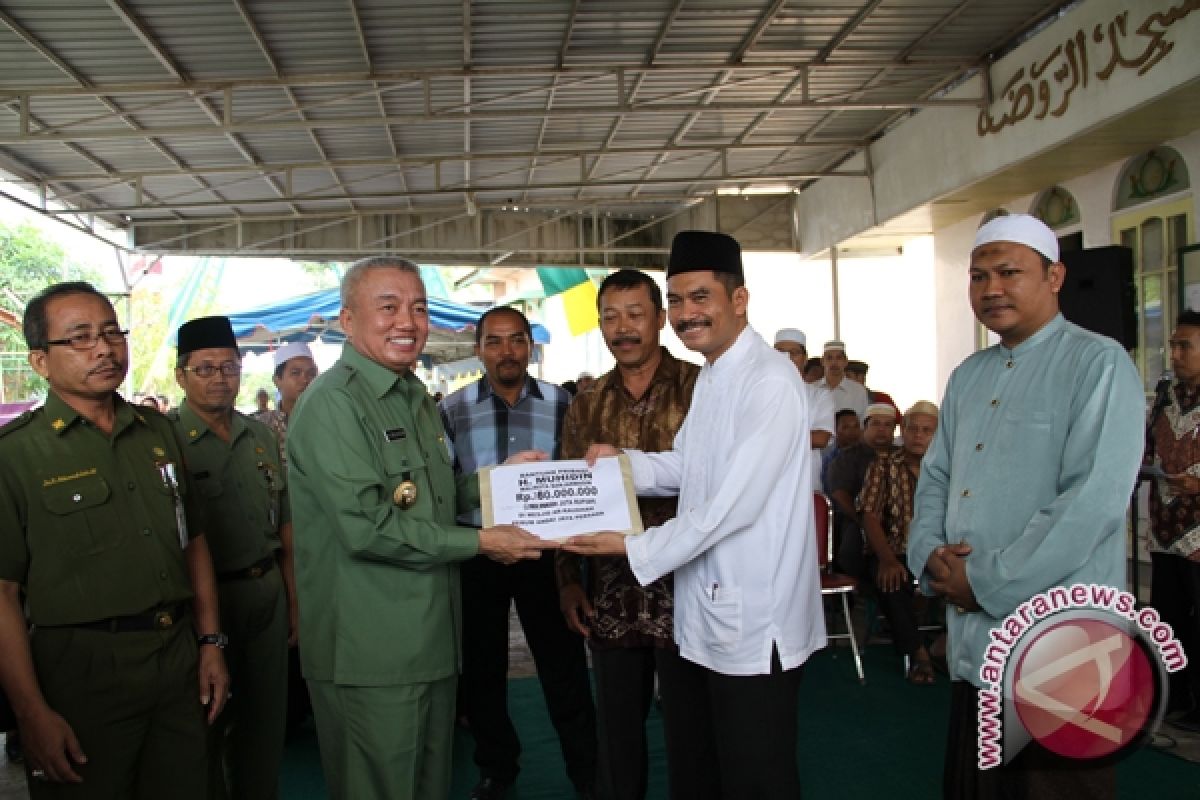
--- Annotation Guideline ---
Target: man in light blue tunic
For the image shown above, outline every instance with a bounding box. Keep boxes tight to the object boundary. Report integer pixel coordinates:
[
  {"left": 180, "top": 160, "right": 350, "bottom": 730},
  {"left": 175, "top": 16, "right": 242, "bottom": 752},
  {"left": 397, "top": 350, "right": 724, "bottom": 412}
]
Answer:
[{"left": 907, "top": 214, "right": 1143, "bottom": 799}]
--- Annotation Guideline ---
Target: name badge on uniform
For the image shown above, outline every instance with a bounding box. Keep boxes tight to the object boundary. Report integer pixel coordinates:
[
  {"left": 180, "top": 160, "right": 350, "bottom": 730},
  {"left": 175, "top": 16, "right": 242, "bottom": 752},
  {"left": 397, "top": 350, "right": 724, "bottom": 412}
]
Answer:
[
  {"left": 384, "top": 427, "right": 407, "bottom": 442},
  {"left": 257, "top": 461, "right": 281, "bottom": 528},
  {"left": 157, "top": 460, "right": 189, "bottom": 550}
]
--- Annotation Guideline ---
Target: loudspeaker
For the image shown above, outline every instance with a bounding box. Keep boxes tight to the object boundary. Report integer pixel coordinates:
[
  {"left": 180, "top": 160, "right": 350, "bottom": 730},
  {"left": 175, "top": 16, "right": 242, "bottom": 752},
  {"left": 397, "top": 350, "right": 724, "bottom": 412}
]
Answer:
[{"left": 1058, "top": 246, "right": 1137, "bottom": 350}]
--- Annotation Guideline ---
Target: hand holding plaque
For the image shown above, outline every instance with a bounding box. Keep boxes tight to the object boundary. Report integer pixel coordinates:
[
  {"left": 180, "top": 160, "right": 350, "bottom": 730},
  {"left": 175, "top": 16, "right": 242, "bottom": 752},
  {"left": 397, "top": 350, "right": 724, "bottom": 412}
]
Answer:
[{"left": 480, "top": 455, "right": 643, "bottom": 540}]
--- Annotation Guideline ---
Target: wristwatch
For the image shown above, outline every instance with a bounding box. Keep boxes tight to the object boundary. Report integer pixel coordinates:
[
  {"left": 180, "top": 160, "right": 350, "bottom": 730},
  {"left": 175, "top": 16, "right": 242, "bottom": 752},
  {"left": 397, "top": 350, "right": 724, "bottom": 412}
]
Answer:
[{"left": 197, "top": 632, "right": 229, "bottom": 649}]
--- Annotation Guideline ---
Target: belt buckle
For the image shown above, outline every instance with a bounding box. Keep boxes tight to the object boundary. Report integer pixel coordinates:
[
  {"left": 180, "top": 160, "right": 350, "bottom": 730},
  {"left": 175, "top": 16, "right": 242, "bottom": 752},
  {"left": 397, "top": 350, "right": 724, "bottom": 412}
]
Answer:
[
  {"left": 249, "top": 566, "right": 264, "bottom": 578},
  {"left": 154, "top": 610, "right": 174, "bottom": 629}
]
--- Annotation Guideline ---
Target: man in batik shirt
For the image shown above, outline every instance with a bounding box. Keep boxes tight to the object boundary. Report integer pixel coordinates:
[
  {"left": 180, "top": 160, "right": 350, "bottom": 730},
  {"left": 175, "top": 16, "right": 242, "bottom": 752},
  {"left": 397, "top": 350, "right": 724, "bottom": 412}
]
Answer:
[
  {"left": 1147, "top": 310, "right": 1200, "bottom": 729},
  {"left": 556, "top": 269, "right": 704, "bottom": 800}
]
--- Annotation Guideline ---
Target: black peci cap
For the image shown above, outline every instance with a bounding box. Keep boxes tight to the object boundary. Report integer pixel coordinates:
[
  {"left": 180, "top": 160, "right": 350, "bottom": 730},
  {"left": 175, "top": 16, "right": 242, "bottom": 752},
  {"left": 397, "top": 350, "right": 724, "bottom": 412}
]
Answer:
[{"left": 666, "top": 230, "right": 743, "bottom": 279}]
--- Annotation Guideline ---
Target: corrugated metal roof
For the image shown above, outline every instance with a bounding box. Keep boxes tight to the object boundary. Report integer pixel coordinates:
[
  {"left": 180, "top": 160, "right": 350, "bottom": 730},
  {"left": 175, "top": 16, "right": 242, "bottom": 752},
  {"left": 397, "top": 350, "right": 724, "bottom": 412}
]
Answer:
[{"left": 0, "top": 0, "right": 1071, "bottom": 251}]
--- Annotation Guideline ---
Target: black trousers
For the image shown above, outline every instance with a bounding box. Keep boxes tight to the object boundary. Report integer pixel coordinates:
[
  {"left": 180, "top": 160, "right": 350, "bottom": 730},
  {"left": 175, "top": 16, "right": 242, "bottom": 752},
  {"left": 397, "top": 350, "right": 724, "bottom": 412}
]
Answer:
[
  {"left": 944, "top": 681, "right": 1115, "bottom": 800},
  {"left": 1150, "top": 551, "right": 1200, "bottom": 710},
  {"left": 591, "top": 644, "right": 718, "bottom": 800},
  {"left": 461, "top": 552, "right": 597, "bottom": 788},
  {"left": 833, "top": 514, "right": 866, "bottom": 579},
  {"left": 663, "top": 648, "right": 803, "bottom": 800},
  {"left": 865, "top": 556, "right": 923, "bottom": 658}
]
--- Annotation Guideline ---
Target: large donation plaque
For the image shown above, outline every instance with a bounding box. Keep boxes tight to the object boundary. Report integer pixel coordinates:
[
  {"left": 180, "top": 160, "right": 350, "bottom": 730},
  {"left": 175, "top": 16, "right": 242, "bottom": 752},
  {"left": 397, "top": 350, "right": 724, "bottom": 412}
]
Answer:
[{"left": 480, "top": 455, "right": 643, "bottom": 540}]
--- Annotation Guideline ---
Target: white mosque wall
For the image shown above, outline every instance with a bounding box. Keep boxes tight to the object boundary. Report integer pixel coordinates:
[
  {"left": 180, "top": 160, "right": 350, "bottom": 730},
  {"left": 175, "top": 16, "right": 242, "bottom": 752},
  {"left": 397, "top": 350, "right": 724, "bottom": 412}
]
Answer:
[{"left": 931, "top": 128, "right": 1200, "bottom": 399}]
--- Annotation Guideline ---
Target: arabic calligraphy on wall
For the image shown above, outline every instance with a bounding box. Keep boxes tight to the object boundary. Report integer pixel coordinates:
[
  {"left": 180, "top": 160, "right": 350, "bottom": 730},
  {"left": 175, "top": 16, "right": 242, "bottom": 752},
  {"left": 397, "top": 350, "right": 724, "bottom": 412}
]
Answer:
[{"left": 977, "top": 0, "right": 1197, "bottom": 137}]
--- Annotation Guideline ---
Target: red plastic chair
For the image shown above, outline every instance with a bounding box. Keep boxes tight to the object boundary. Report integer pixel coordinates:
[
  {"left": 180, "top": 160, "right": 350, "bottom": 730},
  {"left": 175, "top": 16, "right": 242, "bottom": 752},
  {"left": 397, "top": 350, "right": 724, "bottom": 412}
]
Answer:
[{"left": 814, "top": 491, "right": 865, "bottom": 684}]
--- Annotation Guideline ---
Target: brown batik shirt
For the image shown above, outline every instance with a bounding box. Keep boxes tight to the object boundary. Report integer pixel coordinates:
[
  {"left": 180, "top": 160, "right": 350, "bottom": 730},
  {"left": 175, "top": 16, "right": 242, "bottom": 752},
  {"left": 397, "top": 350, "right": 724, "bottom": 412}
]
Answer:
[
  {"left": 858, "top": 448, "right": 919, "bottom": 557},
  {"left": 556, "top": 347, "right": 699, "bottom": 650},
  {"left": 1147, "top": 382, "right": 1200, "bottom": 556},
  {"left": 255, "top": 409, "right": 290, "bottom": 465}
]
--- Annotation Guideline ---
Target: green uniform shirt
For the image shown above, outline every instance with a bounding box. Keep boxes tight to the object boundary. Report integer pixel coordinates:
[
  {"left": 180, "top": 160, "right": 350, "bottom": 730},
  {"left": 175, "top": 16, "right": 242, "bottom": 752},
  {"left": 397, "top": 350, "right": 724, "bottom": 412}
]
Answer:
[
  {"left": 0, "top": 392, "right": 201, "bottom": 626},
  {"left": 169, "top": 402, "right": 289, "bottom": 574},
  {"left": 287, "top": 343, "right": 479, "bottom": 686}
]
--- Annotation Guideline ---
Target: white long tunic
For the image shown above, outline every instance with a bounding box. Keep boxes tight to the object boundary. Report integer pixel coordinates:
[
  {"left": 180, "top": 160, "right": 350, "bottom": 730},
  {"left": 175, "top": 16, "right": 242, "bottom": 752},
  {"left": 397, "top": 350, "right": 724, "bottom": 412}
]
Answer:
[
  {"left": 625, "top": 326, "right": 828, "bottom": 676},
  {"left": 806, "top": 382, "right": 834, "bottom": 492}
]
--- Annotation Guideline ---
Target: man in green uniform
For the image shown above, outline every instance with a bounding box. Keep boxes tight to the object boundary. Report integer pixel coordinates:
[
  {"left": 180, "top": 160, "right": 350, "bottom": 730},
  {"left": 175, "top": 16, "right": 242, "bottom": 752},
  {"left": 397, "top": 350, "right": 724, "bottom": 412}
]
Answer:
[
  {"left": 286, "top": 256, "right": 551, "bottom": 800},
  {"left": 170, "top": 316, "right": 291, "bottom": 800},
  {"left": 0, "top": 281, "right": 229, "bottom": 799}
]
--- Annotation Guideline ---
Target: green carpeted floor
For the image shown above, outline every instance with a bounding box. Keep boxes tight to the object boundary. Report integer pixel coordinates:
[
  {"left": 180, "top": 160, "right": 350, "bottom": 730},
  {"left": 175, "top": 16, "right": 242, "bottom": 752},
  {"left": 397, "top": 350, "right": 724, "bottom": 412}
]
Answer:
[{"left": 280, "top": 644, "right": 1200, "bottom": 799}]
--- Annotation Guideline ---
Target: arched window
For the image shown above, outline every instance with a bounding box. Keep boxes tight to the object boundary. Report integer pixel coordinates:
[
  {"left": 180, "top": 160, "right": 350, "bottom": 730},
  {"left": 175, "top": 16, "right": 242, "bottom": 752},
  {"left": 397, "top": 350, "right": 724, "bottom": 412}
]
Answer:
[
  {"left": 1115, "top": 148, "right": 1190, "bottom": 211},
  {"left": 1033, "top": 187, "right": 1080, "bottom": 230},
  {"left": 1112, "top": 147, "right": 1195, "bottom": 393}
]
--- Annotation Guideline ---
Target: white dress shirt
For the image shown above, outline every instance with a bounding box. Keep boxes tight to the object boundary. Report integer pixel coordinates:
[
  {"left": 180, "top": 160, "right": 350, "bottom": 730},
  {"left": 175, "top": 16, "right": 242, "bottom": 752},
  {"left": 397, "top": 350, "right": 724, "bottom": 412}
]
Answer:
[
  {"left": 806, "top": 383, "right": 834, "bottom": 492},
  {"left": 624, "top": 326, "right": 828, "bottom": 676},
  {"left": 818, "top": 376, "right": 868, "bottom": 420}
]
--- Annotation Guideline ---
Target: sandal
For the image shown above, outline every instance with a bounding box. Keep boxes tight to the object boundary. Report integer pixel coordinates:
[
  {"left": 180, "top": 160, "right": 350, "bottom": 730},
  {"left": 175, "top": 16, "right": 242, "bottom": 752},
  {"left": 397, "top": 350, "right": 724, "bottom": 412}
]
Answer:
[{"left": 908, "top": 658, "right": 936, "bottom": 685}]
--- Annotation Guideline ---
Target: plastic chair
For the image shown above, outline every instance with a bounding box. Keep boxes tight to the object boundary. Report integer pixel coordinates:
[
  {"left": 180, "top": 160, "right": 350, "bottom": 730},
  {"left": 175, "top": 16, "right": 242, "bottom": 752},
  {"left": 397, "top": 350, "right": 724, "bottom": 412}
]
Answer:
[{"left": 814, "top": 491, "right": 865, "bottom": 684}]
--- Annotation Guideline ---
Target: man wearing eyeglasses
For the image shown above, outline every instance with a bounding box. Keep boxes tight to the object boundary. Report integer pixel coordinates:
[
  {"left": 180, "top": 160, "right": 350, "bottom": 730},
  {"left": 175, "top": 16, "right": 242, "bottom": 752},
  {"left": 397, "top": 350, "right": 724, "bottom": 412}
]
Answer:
[
  {"left": 0, "top": 281, "right": 228, "bottom": 799},
  {"left": 169, "top": 316, "right": 291, "bottom": 800},
  {"left": 439, "top": 307, "right": 598, "bottom": 800}
]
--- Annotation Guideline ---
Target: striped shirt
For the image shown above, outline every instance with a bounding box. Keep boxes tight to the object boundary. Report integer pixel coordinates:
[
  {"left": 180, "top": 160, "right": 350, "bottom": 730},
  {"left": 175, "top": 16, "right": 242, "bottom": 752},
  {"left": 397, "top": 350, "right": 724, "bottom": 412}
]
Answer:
[{"left": 439, "top": 374, "right": 570, "bottom": 526}]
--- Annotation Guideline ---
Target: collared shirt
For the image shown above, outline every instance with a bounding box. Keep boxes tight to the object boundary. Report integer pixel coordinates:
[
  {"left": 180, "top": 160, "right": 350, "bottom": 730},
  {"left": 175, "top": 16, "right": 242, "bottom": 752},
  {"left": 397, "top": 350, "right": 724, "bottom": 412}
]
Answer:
[
  {"left": 439, "top": 373, "right": 570, "bottom": 526},
  {"left": 0, "top": 392, "right": 201, "bottom": 626},
  {"left": 907, "top": 314, "right": 1144, "bottom": 688},
  {"left": 170, "top": 402, "right": 288, "bottom": 573},
  {"left": 623, "top": 326, "right": 827, "bottom": 676},
  {"left": 1146, "top": 382, "right": 1200, "bottom": 556},
  {"left": 556, "top": 348, "right": 699, "bottom": 649},
  {"left": 256, "top": 409, "right": 290, "bottom": 465},
  {"left": 806, "top": 383, "right": 835, "bottom": 492},
  {"left": 817, "top": 376, "right": 868, "bottom": 420},
  {"left": 287, "top": 343, "right": 479, "bottom": 686},
  {"left": 826, "top": 440, "right": 888, "bottom": 500},
  {"left": 859, "top": 449, "right": 918, "bottom": 556}
]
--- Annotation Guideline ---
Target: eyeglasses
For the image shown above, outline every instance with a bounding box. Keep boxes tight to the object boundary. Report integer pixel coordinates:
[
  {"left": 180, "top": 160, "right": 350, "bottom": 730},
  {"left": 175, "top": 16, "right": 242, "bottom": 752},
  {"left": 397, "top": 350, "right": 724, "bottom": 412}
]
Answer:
[
  {"left": 181, "top": 362, "right": 242, "bottom": 378},
  {"left": 45, "top": 328, "right": 129, "bottom": 350}
]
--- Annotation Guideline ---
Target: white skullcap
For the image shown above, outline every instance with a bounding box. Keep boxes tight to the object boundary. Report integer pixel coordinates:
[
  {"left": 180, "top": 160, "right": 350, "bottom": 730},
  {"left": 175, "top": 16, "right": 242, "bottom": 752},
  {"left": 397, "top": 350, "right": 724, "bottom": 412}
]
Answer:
[
  {"left": 774, "top": 328, "right": 807, "bottom": 347},
  {"left": 905, "top": 400, "right": 939, "bottom": 418},
  {"left": 272, "top": 341, "right": 314, "bottom": 369},
  {"left": 864, "top": 403, "right": 896, "bottom": 420},
  {"left": 973, "top": 213, "right": 1059, "bottom": 263},
  {"left": 823, "top": 339, "right": 847, "bottom": 353}
]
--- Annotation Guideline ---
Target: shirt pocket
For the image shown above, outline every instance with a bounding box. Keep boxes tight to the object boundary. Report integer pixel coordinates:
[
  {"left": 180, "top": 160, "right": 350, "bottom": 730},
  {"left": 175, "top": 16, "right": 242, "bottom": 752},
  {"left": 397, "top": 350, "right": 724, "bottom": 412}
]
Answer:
[
  {"left": 1005, "top": 409, "right": 1054, "bottom": 430},
  {"left": 381, "top": 446, "right": 428, "bottom": 509},
  {"left": 40, "top": 475, "right": 122, "bottom": 556},
  {"left": 690, "top": 585, "right": 742, "bottom": 652}
]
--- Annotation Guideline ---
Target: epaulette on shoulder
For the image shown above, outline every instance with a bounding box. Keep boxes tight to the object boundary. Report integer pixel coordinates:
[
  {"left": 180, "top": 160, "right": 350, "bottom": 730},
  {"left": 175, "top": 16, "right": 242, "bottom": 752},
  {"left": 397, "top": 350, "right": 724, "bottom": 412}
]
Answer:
[{"left": 0, "top": 409, "right": 36, "bottom": 439}]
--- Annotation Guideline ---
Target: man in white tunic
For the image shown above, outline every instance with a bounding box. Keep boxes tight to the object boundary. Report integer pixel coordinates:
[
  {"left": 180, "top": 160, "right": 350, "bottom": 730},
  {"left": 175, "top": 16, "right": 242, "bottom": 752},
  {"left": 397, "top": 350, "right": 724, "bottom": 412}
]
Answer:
[
  {"left": 565, "top": 230, "right": 827, "bottom": 799},
  {"left": 774, "top": 328, "right": 835, "bottom": 492},
  {"left": 818, "top": 339, "right": 869, "bottom": 420}
]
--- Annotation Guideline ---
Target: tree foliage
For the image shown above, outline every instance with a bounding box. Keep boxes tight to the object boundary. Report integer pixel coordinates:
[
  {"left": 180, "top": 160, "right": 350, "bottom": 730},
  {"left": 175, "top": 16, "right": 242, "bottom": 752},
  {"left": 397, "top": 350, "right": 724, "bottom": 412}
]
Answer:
[{"left": 0, "top": 221, "right": 97, "bottom": 399}]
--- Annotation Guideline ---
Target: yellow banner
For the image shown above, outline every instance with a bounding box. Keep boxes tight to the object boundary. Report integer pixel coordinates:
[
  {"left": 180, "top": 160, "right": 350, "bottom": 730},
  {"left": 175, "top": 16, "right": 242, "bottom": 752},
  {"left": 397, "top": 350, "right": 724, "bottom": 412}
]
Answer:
[{"left": 561, "top": 279, "right": 599, "bottom": 336}]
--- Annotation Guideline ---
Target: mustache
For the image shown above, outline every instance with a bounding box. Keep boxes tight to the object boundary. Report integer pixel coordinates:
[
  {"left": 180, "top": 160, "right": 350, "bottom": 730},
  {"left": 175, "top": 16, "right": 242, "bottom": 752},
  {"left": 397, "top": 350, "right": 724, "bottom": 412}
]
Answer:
[
  {"left": 88, "top": 359, "right": 126, "bottom": 375},
  {"left": 675, "top": 319, "right": 711, "bottom": 334},
  {"left": 611, "top": 336, "right": 641, "bottom": 347},
  {"left": 497, "top": 359, "right": 524, "bottom": 369}
]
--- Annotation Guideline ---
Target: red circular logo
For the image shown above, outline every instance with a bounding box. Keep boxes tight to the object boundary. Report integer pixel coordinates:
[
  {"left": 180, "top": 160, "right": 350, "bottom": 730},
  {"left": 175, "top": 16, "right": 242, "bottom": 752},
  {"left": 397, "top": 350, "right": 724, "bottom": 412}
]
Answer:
[{"left": 1012, "top": 617, "right": 1156, "bottom": 760}]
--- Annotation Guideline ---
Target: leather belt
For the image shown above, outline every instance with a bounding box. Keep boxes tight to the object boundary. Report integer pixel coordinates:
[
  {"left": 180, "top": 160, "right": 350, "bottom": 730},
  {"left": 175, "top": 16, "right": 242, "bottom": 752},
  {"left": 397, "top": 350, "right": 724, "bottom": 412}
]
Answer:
[
  {"left": 47, "top": 603, "right": 189, "bottom": 634},
  {"left": 218, "top": 555, "right": 275, "bottom": 583}
]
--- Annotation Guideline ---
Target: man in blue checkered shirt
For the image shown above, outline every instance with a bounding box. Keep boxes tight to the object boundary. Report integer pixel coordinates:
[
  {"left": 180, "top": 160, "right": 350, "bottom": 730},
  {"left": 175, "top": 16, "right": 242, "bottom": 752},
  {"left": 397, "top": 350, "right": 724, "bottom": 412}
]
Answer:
[{"left": 439, "top": 306, "right": 597, "bottom": 800}]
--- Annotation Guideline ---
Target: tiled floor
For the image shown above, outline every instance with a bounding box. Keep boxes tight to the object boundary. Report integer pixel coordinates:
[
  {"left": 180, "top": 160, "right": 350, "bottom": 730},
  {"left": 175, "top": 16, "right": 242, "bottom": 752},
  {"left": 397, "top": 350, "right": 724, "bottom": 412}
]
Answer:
[{"left": 0, "top": 743, "right": 25, "bottom": 800}]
